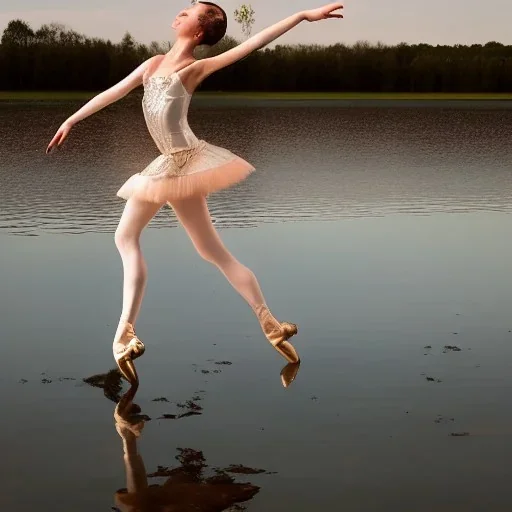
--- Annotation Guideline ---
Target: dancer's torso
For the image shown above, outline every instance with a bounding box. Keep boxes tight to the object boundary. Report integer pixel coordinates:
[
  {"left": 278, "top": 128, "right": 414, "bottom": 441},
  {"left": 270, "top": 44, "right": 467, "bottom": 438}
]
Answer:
[{"left": 142, "top": 73, "right": 199, "bottom": 155}]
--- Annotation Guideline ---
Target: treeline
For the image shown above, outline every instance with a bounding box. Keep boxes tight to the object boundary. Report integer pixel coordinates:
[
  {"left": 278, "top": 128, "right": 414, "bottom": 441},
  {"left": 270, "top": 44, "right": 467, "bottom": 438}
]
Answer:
[{"left": 1, "top": 19, "right": 512, "bottom": 93}]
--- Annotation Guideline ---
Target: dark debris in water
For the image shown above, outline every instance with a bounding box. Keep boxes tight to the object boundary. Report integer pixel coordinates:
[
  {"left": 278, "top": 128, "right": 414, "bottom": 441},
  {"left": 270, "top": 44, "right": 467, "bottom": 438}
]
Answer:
[
  {"left": 450, "top": 432, "right": 470, "bottom": 437},
  {"left": 158, "top": 395, "right": 204, "bottom": 420},
  {"left": 32, "top": 374, "right": 77, "bottom": 384},
  {"left": 138, "top": 447, "right": 263, "bottom": 511},
  {"left": 195, "top": 359, "right": 232, "bottom": 374},
  {"left": 83, "top": 368, "right": 123, "bottom": 403},
  {"left": 158, "top": 411, "right": 202, "bottom": 420},
  {"left": 223, "top": 465, "right": 266, "bottom": 475},
  {"left": 152, "top": 397, "right": 169, "bottom": 402},
  {"left": 178, "top": 411, "right": 202, "bottom": 419},
  {"left": 443, "top": 345, "right": 462, "bottom": 352},
  {"left": 177, "top": 400, "right": 203, "bottom": 411},
  {"left": 425, "top": 376, "right": 442, "bottom": 383},
  {"left": 19, "top": 379, "right": 28, "bottom": 384},
  {"left": 434, "top": 415, "right": 455, "bottom": 424}
]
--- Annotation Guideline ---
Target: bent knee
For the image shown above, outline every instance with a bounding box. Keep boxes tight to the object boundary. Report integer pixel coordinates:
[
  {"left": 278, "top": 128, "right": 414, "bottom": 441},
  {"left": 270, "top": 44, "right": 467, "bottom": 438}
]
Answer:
[{"left": 114, "top": 228, "right": 139, "bottom": 250}]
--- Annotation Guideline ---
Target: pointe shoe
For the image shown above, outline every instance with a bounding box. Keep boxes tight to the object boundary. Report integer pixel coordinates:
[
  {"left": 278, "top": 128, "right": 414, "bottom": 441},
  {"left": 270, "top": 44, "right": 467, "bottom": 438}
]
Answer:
[
  {"left": 113, "top": 322, "right": 145, "bottom": 383},
  {"left": 255, "top": 304, "right": 300, "bottom": 364}
]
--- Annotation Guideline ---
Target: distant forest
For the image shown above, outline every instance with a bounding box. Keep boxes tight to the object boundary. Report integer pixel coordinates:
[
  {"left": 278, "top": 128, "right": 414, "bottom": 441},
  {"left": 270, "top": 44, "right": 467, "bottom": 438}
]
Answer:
[{"left": 1, "top": 19, "right": 512, "bottom": 93}]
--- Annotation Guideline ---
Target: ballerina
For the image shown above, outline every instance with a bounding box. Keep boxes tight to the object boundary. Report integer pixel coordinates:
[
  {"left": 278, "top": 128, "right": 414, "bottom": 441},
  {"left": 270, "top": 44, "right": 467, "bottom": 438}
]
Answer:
[{"left": 46, "top": 1, "right": 344, "bottom": 382}]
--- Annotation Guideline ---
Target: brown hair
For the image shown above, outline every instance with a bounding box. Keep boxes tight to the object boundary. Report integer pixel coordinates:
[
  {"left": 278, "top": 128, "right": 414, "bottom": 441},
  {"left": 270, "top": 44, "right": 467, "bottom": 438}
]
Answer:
[{"left": 197, "top": 1, "right": 227, "bottom": 46}]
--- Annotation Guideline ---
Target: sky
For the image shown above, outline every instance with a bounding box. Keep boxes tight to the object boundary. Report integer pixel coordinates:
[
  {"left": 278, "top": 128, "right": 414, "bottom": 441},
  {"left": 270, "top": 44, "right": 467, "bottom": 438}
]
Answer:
[{"left": 0, "top": 0, "right": 509, "bottom": 47}]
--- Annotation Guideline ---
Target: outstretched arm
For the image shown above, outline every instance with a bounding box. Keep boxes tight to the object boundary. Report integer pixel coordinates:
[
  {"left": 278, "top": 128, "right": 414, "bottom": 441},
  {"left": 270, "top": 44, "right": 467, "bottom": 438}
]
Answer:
[
  {"left": 198, "top": 2, "right": 344, "bottom": 80},
  {"left": 46, "top": 55, "right": 159, "bottom": 153}
]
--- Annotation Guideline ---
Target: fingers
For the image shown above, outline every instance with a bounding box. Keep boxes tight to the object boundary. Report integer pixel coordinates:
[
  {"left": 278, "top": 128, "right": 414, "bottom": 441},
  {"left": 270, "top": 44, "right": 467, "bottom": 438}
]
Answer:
[
  {"left": 46, "top": 132, "right": 60, "bottom": 153},
  {"left": 323, "top": 2, "right": 343, "bottom": 17},
  {"left": 46, "top": 128, "right": 68, "bottom": 153},
  {"left": 46, "top": 137, "right": 59, "bottom": 154}
]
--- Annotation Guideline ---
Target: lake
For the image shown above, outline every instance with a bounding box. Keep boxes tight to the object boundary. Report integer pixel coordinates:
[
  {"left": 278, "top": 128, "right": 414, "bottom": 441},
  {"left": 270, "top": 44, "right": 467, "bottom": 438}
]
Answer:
[{"left": 1, "top": 98, "right": 512, "bottom": 511}]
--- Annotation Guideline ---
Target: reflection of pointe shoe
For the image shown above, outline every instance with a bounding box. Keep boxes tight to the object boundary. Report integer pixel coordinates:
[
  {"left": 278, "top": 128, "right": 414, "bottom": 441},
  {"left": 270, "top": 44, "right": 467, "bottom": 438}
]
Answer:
[
  {"left": 113, "top": 322, "right": 145, "bottom": 383},
  {"left": 114, "top": 385, "right": 146, "bottom": 439},
  {"left": 280, "top": 362, "right": 301, "bottom": 388},
  {"left": 255, "top": 304, "right": 300, "bottom": 364}
]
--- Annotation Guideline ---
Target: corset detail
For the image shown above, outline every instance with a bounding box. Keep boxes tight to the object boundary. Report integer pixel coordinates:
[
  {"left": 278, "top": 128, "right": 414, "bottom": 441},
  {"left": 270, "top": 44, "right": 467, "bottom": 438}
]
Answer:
[{"left": 142, "top": 75, "right": 199, "bottom": 154}]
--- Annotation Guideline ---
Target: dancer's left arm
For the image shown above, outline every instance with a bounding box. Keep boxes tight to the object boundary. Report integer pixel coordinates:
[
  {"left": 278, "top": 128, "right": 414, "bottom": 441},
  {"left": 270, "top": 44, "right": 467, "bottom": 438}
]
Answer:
[
  {"left": 45, "top": 55, "right": 159, "bottom": 154},
  {"left": 197, "top": 2, "right": 343, "bottom": 80}
]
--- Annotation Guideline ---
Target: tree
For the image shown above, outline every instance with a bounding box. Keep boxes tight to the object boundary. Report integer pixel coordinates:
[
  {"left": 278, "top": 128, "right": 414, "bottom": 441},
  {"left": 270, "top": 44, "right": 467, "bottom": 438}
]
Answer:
[
  {"left": 120, "top": 32, "right": 136, "bottom": 52},
  {"left": 35, "top": 23, "right": 71, "bottom": 45},
  {"left": 233, "top": 4, "right": 255, "bottom": 39},
  {"left": 1, "top": 19, "right": 34, "bottom": 46}
]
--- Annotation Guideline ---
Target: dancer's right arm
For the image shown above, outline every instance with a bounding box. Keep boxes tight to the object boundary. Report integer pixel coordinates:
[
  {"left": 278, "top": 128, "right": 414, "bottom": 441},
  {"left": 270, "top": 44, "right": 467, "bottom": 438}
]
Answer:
[
  {"left": 46, "top": 56, "right": 159, "bottom": 154},
  {"left": 195, "top": 2, "right": 343, "bottom": 81}
]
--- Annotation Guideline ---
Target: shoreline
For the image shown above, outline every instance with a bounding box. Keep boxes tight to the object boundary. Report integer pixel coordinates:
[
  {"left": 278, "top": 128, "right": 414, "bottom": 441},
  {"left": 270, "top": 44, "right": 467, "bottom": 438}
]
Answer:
[
  {"left": 2, "top": 91, "right": 512, "bottom": 110},
  {"left": 1, "top": 91, "right": 512, "bottom": 102}
]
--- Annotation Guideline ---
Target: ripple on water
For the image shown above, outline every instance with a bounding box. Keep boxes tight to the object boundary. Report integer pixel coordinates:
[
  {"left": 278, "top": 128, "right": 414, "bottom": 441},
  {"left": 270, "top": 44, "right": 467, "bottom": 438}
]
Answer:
[{"left": 1, "top": 104, "right": 512, "bottom": 235}]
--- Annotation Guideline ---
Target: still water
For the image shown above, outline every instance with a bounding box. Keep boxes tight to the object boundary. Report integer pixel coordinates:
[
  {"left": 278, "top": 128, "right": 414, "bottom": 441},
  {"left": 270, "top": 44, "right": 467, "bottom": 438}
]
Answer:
[{"left": 1, "top": 98, "right": 512, "bottom": 511}]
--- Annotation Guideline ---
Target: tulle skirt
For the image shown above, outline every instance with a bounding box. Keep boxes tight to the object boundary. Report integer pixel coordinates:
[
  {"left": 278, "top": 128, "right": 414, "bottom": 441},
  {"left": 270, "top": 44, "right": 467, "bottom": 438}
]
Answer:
[{"left": 116, "top": 139, "right": 255, "bottom": 204}]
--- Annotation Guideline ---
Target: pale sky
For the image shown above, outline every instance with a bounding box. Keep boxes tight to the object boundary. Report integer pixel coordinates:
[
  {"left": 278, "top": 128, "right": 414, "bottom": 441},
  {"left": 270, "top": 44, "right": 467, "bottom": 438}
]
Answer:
[{"left": 0, "top": 0, "right": 509, "bottom": 47}]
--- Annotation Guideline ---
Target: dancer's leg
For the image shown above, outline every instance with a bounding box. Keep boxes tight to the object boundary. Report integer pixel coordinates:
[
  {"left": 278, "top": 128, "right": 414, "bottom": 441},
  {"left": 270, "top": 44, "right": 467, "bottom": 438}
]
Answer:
[
  {"left": 168, "top": 196, "right": 299, "bottom": 363},
  {"left": 169, "top": 196, "right": 265, "bottom": 309},
  {"left": 114, "top": 198, "right": 163, "bottom": 345}
]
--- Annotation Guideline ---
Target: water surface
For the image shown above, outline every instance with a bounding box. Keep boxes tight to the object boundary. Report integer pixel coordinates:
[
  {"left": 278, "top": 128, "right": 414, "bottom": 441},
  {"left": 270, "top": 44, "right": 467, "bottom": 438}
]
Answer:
[{"left": 1, "top": 100, "right": 512, "bottom": 511}]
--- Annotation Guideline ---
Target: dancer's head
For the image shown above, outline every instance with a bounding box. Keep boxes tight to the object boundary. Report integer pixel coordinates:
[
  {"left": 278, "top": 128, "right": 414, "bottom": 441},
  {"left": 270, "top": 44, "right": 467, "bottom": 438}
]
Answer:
[{"left": 171, "top": 1, "right": 227, "bottom": 47}]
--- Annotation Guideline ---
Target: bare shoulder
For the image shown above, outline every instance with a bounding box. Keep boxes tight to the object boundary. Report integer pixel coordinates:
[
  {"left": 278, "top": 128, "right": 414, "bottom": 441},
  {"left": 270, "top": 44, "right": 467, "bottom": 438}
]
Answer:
[{"left": 145, "top": 54, "right": 164, "bottom": 71}]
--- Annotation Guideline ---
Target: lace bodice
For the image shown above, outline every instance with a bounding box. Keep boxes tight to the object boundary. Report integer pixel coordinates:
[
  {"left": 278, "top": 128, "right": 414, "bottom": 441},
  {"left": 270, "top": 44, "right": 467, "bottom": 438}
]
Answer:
[{"left": 142, "top": 73, "right": 199, "bottom": 155}]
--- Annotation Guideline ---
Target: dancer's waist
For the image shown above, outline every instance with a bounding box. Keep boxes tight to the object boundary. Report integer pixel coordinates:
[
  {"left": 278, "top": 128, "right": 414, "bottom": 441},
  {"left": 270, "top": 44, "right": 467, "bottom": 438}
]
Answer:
[{"left": 161, "top": 138, "right": 205, "bottom": 156}]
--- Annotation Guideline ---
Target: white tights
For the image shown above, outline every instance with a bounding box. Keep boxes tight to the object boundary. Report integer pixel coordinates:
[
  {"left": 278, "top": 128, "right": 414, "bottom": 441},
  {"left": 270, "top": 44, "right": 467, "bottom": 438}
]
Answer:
[{"left": 113, "top": 196, "right": 267, "bottom": 342}]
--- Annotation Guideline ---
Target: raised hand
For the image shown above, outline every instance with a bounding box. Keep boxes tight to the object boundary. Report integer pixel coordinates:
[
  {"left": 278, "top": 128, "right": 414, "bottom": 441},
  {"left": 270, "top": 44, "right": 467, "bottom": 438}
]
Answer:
[
  {"left": 302, "top": 2, "right": 344, "bottom": 22},
  {"left": 46, "top": 120, "right": 74, "bottom": 154}
]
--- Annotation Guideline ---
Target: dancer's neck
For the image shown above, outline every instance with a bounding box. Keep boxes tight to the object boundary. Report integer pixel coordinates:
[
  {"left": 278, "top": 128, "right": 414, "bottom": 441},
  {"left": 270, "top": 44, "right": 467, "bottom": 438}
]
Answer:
[{"left": 165, "top": 38, "right": 196, "bottom": 63}]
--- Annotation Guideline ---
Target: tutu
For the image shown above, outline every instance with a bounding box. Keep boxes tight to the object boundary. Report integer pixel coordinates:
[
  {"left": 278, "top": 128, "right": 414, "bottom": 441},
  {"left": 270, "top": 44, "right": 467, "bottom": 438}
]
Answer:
[
  {"left": 117, "top": 139, "right": 255, "bottom": 203},
  {"left": 116, "top": 65, "right": 255, "bottom": 204}
]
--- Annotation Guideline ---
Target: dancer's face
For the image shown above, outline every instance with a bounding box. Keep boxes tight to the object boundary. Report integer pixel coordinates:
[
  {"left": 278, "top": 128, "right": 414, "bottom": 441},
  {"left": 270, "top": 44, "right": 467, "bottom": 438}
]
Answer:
[{"left": 171, "top": 3, "right": 208, "bottom": 41}]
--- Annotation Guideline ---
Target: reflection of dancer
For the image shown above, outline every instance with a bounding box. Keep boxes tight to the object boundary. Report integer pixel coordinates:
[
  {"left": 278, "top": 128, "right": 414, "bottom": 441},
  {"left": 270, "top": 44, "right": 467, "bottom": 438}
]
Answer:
[
  {"left": 113, "top": 385, "right": 261, "bottom": 511},
  {"left": 46, "top": 2, "right": 344, "bottom": 380}
]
